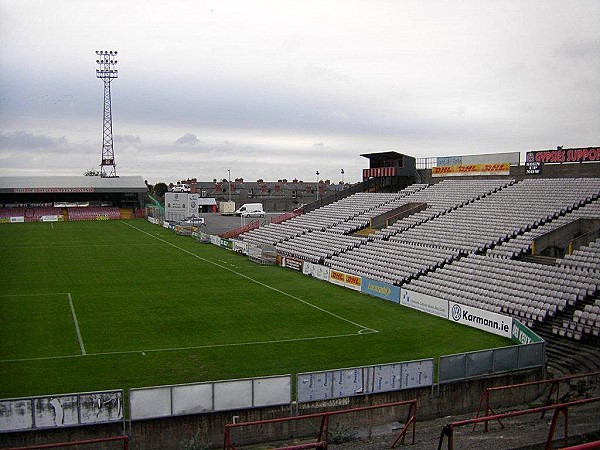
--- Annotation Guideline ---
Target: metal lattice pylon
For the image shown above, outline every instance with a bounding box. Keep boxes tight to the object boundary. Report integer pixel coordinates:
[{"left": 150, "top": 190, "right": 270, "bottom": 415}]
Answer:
[{"left": 96, "top": 50, "right": 118, "bottom": 178}]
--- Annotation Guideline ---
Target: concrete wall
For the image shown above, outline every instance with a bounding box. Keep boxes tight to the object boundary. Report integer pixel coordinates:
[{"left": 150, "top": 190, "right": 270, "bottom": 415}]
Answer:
[{"left": 0, "top": 368, "right": 543, "bottom": 450}]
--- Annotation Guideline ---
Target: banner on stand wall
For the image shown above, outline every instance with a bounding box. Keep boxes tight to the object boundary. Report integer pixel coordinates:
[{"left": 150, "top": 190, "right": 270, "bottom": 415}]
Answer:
[
  {"left": 362, "top": 278, "right": 400, "bottom": 303},
  {"left": 448, "top": 301, "right": 512, "bottom": 338},
  {"left": 400, "top": 289, "right": 448, "bottom": 318},
  {"left": 302, "top": 262, "right": 330, "bottom": 281}
]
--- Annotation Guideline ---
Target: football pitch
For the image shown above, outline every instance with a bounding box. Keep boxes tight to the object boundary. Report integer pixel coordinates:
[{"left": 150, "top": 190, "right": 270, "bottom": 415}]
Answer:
[{"left": 0, "top": 220, "right": 510, "bottom": 399}]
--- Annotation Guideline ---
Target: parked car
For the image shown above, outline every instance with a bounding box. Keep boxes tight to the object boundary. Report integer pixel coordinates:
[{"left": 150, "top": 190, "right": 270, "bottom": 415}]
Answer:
[
  {"left": 172, "top": 184, "right": 191, "bottom": 193},
  {"left": 180, "top": 216, "right": 205, "bottom": 226}
]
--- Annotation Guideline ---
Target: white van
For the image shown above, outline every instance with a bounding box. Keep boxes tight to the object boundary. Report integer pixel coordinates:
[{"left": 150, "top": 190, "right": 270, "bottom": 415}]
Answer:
[{"left": 235, "top": 203, "right": 265, "bottom": 217}]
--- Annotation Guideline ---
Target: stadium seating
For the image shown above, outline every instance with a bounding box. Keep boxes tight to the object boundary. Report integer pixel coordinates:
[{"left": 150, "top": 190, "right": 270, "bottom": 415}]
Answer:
[
  {"left": 0, "top": 206, "right": 62, "bottom": 221},
  {"left": 326, "top": 240, "right": 460, "bottom": 285},
  {"left": 239, "top": 185, "right": 427, "bottom": 246},
  {"left": 554, "top": 299, "right": 600, "bottom": 340},
  {"left": 1, "top": 205, "right": 125, "bottom": 222},
  {"left": 558, "top": 237, "right": 600, "bottom": 272},
  {"left": 237, "top": 177, "right": 600, "bottom": 333},
  {"left": 67, "top": 206, "right": 121, "bottom": 221},
  {"left": 374, "top": 179, "right": 515, "bottom": 239},
  {"left": 239, "top": 222, "right": 307, "bottom": 246},
  {"left": 404, "top": 254, "right": 598, "bottom": 325},
  {"left": 276, "top": 230, "right": 367, "bottom": 263},
  {"left": 327, "top": 184, "right": 429, "bottom": 234}
]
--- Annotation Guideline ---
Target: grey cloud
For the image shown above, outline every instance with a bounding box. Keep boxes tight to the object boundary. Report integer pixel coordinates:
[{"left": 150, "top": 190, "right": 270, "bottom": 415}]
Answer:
[
  {"left": 115, "top": 134, "right": 141, "bottom": 144},
  {"left": 175, "top": 133, "right": 200, "bottom": 145},
  {"left": 554, "top": 38, "right": 600, "bottom": 60},
  {"left": 0, "top": 131, "right": 68, "bottom": 149}
]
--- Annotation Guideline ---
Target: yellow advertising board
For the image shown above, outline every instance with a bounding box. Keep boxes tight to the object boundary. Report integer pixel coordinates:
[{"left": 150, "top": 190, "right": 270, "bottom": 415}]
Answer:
[{"left": 432, "top": 163, "right": 510, "bottom": 177}]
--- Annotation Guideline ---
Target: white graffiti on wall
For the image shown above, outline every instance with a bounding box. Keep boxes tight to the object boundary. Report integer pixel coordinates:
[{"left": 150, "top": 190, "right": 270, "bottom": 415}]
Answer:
[{"left": 0, "top": 391, "right": 123, "bottom": 432}]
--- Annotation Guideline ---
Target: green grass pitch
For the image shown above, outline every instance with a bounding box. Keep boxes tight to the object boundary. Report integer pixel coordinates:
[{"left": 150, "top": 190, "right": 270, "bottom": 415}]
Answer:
[{"left": 0, "top": 220, "right": 510, "bottom": 399}]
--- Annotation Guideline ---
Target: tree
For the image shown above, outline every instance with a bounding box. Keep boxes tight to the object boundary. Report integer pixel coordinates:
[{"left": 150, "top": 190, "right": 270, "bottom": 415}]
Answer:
[
  {"left": 154, "top": 182, "right": 168, "bottom": 197},
  {"left": 84, "top": 168, "right": 101, "bottom": 176}
]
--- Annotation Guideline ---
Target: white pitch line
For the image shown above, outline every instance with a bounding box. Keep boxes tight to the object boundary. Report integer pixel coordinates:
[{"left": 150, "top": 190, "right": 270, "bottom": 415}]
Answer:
[
  {"left": 0, "top": 330, "right": 379, "bottom": 363},
  {"left": 0, "top": 292, "right": 70, "bottom": 297},
  {"left": 122, "top": 221, "right": 379, "bottom": 334},
  {"left": 67, "top": 293, "right": 86, "bottom": 355}
]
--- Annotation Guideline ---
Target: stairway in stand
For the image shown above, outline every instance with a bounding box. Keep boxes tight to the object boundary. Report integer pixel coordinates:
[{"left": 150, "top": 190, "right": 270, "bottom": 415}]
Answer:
[{"left": 532, "top": 295, "right": 600, "bottom": 376}]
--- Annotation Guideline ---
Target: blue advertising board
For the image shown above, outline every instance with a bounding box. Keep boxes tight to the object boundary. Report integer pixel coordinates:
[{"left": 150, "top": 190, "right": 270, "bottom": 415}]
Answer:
[{"left": 361, "top": 278, "right": 400, "bottom": 303}]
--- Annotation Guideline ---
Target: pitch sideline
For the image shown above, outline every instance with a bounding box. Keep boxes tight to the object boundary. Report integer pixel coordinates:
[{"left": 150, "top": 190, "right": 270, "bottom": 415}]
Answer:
[{"left": 123, "top": 221, "right": 379, "bottom": 334}]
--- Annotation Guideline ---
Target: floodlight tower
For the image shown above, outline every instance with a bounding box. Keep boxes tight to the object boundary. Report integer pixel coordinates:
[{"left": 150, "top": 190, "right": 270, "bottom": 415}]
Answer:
[{"left": 95, "top": 50, "right": 119, "bottom": 178}]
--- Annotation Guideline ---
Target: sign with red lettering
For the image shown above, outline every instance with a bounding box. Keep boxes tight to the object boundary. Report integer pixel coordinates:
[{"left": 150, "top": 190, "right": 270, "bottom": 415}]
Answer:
[
  {"left": 432, "top": 163, "right": 510, "bottom": 177},
  {"left": 344, "top": 274, "right": 362, "bottom": 291},
  {"left": 329, "top": 270, "right": 345, "bottom": 286},
  {"left": 527, "top": 147, "right": 600, "bottom": 164}
]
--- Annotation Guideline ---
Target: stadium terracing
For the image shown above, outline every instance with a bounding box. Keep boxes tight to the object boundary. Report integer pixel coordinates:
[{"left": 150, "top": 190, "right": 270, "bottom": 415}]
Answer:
[{"left": 238, "top": 177, "right": 599, "bottom": 348}]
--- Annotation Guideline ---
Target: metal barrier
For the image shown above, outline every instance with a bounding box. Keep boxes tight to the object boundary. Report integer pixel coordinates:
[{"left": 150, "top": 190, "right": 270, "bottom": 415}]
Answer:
[
  {"left": 438, "top": 342, "right": 545, "bottom": 385},
  {"left": 270, "top": 209, "right": 304, "bottom": 225},
  {"left": 129, "top": 375, "right": 291, "bottom": 421},
  {"left": 218, "top": 219, "right": 260, "bottom": 239},
  {"left": 223, "top": 399, "right": 417, "bottom": 450},
  {"left": 437, "top": 397, "right": 600, "bottom": 450},
  {"left": 1, "top": 435, "right": 129, "bottom": 450},
  {"left": 475, "top": 371, "right": 600, "bottom": 432},
  {"left": 559, "top": 441, "right": 600, "bottom": 450}
]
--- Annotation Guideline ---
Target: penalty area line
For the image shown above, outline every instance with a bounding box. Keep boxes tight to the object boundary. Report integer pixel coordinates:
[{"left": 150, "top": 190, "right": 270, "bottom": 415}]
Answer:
[
  {"left": 0, "top": 330, "right": 379, "bottom": 363},
  {"left": 122, "top": 221, "right": 380, "bottom": 334}
]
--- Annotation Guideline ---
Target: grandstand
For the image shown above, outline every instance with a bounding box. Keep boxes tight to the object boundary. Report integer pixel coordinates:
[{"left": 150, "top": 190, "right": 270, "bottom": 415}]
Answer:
[
  {"left": 0, "top": 176, "right": 147, "bottom": 222},
  {"left": 237, "top": 176, "right": 600, "bottom": 375}
]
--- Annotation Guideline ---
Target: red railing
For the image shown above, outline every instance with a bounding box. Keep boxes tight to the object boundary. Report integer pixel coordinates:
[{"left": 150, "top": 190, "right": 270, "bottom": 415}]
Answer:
[
  {"left": 559, "top": 441, "right": 600, "bottom": 450},
  {"left": 1, "top": 435, "right": 129, "bottom": 450},
  {"left": 219, "top": 220, "right": 260, "bottom": 239},
  {"left": 270, "top": 209, "right": 304, "bottom": 225},
  {"left": 475, "top": 372, "right": 600, "bottom": 432},
  {"left": 438, "top": 397, "right": 600, "bottom": 450},
  {"left": 223, "top": 399, "right": 417, "bottom": 450}
]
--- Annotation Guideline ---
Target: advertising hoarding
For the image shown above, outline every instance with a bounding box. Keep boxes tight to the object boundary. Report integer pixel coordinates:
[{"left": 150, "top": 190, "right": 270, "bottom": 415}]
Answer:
[
  {"left": 362, "top": 278, "right": 400, "bottom": 303},
  {"left": 302, "top": 262, "right": 330, "bottom": 281},
  {"left": 432, "top": 163, "right": 510, "bottom": 177},
  {"left": 527, "top": 147, "right": 599, "bottom": 164},
  {"left": 448, "top": 301, "right": 512, "bottom": 338},
  {"left": 400, "top": 289, "right": 448, "bottom": 318}
]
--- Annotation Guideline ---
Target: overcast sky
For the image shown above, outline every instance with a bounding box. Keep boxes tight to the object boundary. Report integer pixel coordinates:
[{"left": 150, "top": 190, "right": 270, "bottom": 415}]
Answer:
[{"left": 1, "top": 0, "right": 598, "bottom": 184}]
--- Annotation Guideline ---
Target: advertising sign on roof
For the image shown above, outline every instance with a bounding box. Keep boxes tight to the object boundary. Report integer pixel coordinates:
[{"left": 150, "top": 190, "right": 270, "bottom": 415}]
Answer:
[
  {"left": 432, "top": 163, "right": 510, "bottom": 177},
  {"left": 527, "top": 147, "right": 599, "bottom": 164}
]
